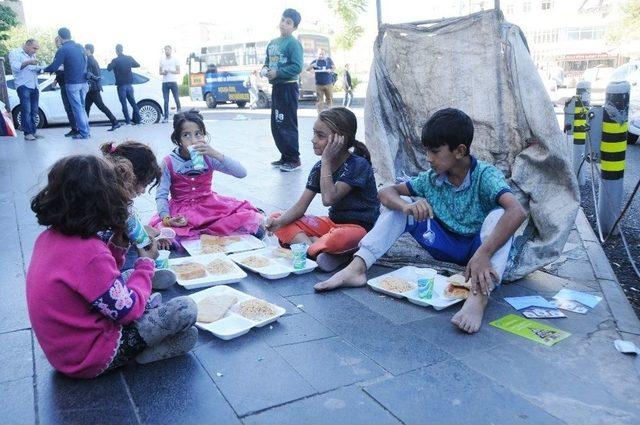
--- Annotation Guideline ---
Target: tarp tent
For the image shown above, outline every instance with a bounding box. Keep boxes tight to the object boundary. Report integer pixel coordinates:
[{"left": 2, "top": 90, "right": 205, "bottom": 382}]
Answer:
[{"left": 365, "top": 10, "right": 579, "bottom": 281}]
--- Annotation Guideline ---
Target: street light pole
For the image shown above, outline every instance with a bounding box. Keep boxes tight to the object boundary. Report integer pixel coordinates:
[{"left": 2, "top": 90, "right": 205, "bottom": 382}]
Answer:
[{"left": 376, "top": 0, "right": 382, "bottom": 29}]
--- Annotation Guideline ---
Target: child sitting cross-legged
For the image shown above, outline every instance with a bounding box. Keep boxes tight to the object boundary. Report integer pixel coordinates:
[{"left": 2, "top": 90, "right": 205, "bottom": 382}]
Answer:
[
  {"left": 266, "top": 107, "right": 380, "bottom": 271},
  {"left": 316, "top": 108, "right": 528, "bottom": 334},
  {"left": 27, "top": 155, "right": 198, "bottom": 378}
]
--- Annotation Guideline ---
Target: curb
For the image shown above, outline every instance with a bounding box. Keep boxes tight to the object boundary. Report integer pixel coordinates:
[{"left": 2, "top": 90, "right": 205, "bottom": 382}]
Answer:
[{"left": 575, "top": 208, "right": 640, "bottom": 335}]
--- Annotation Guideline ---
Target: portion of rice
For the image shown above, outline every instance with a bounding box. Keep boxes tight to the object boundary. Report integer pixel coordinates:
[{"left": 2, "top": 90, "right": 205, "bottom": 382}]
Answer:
[
  {"left": 379, "top": 276, "right": 416, "bottom": 293},
  {"left": 237, "top": 299, "right": 276, "bottom": 321},
  {"left": 241, "top": 255, "right": 272, "bottom": 268},
  {"left": 205, "top": 258, "right": 236, "bottom": 275}
]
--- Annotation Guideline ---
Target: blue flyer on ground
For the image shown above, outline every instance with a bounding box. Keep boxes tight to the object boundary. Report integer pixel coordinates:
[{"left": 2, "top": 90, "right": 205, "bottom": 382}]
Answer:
[
  {"left": 504, "top": 296, "right": 557, "bottom": 310},
  {"left": 552, "top": 289, "right": 602, "bottom": 308}
]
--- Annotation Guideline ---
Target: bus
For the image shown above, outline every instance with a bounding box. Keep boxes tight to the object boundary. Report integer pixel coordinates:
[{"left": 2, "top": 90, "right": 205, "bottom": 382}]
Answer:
[{"left": 192, "top": 33, "right": 330, "bottom": 108}]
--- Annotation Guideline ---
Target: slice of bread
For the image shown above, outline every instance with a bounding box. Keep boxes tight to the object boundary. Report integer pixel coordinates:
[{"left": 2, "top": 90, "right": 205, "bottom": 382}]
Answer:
[
  {"left": 447, "top": 274, "right": 471, "bottom": 288},
  {"left": 171, "top": 262, "right": 207, "bottom": 280},
  {"left": 443, "top": 283, "right": 470, "bottom": 299},
  {"left": 196, "top": 294, "right": 238, "bottom": 323}
]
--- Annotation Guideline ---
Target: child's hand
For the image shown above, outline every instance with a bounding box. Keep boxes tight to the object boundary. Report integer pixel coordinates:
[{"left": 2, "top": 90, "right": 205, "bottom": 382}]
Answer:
[
  {"left": 321, "top": 133, "right": 345, "bottom": 165},
  {"left": 264, "top": 217, "right": 281, "bottom": 235},
  {"left": 144, "top": 225, "right": 160, "bottom": 238},
  {"left": 138, "top": 239, "right": 159, "bottom": 260},
  {"left": 157, "top": 239, "right": 171, "bottom": 250},
  {"left": 192, "top": 143, "right": 223, "bottom": 161},
  {"left": 465, "top": 249, "right": 499, "bottom": 296},
  {"left": 168, "top": 216, "right": 187, "bottom": 227},
  {"left": 402, "top": 198, "right": 433, "bottom": 222}
]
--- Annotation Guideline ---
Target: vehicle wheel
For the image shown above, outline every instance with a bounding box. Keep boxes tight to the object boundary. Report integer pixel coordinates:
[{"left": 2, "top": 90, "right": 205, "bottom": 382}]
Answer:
[
  {"left": 13, "top": 107, "right": 46, "bottom": 129},
  {"left": 205, "top": 92, "right": 217, "bottom": 109},
  {"left": 629, "top": 133, "right": 639, "bottom": 144},
  {"left": 257, "top": 92, "right": 270, "bottom": 109},
  {"left": 137, "top": 100, "right": 161, "bottom": 124},
  {"left": 236, "top": 101, "right": 247, "bottom": 109}
]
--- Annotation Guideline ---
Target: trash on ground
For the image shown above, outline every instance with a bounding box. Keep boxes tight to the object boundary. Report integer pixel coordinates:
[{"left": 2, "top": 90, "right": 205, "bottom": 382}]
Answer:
[
  {"left": 504, "top": 295, "right": 556, "bottom": 310},
  {"left": 553, "top": 289, "right": 602, "bottom": 308},
  {"left": 614, "top": 339, "right": 640, "bottom": 355},
  {"left": 490, "top": 314, "right": 571, "bottom": 346}
]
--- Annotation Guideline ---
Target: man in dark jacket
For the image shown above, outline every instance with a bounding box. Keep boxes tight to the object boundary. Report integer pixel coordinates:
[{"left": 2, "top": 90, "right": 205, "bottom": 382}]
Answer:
[
  {"left": 107, "top": 44, "right": 141, "bottom": 125},
  {"left": 43, "top": 27, "right": 90, "bottom": 139},
  {"left": 84, "top": 44, "right": 120, "bottom": 131}
]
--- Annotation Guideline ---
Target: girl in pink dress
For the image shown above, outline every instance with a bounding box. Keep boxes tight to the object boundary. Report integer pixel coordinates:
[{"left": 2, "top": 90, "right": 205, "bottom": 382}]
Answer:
[{"left": 150, "top": 110, "right": 263, "bottom": 239}]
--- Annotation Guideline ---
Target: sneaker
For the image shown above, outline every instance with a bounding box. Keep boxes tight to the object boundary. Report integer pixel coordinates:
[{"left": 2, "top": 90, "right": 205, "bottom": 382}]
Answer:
[
  {"left": 34, "top": 133, "right": 44, "bottom": 139},
  {"left": 72, "top": 134, "right": 90, "bottom": 140},
  {"left": 152, "top": 269, "right": 177, "bottom": 290},
  {"left": 64, "top": 130, "right": 79, "bottom": 137},
  {"left": 270, "top": 158, "right": 285, "bottom": 167},
  {"left": 24, "top": 134, "right": 36, "bottom": 141},
  {"left": 107, "top": 123, "right": 122, "bottom": 131},
  {"left": 279, "top": 161, "right": 302, "bottom": 172},
  {"left": 316, "top": 252, "right": 352, "bottom": 272},
  {"left": 161, "top": 117, "right": 169, "bottom": 123},
  {"left": 135, "top": 326, "right": 198, "bottom": 364}
]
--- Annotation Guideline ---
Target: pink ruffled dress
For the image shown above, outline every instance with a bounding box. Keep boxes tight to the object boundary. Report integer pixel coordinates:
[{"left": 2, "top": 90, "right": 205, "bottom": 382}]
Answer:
[{"left": 150, "top": 156, "right": 261, "bottom": 238}]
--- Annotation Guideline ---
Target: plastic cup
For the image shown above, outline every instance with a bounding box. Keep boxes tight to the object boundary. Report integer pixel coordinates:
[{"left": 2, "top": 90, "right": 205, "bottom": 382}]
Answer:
[
  {"left": 417, "top": 268, "right": 437, "bottom": 299},
  {"left": 155, "top": 250, "right": 170, "bottom": 269},
  {"left": 290, "top": 243, "right": 308, "bottom": 270},
  {"left": 126, "top": 215, "right": 152, "bottom": 248},
  {"left": 188, "top": 145, "right": 206, "bottom": 170}
]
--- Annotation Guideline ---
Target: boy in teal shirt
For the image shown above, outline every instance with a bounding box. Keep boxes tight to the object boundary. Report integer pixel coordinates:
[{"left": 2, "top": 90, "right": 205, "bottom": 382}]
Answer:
[
  {"left": 262, "top": 8, "right": 304, "bottom": 172},
  {"left": 316, "top": 108, "right": 528, "bottom": 334}
]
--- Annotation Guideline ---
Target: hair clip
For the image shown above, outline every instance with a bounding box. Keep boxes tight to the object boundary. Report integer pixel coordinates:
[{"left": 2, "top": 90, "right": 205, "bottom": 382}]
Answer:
[{"left": 109, "top": 144, "right": 117, "bottom": 153}]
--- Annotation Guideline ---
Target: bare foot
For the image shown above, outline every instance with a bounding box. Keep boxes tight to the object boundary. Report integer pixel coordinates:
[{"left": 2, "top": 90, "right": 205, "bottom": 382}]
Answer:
[
  {"left": 451, "top": 292, "right": 489, "bottom": 334},
  {"left": 314, "top": 256, "right": 367, "bottom": 291}
]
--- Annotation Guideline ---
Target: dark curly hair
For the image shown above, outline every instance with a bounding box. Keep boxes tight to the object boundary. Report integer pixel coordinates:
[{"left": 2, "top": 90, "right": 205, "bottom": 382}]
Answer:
[
  {"left": 170, "top": 109, "right": 207, "bottom": 147},
  {"left": 31, "top": 155, "right": 130, "bottom": 238},
  {"left": 100, "top": 141, "right": 161, "bottom": 189}
]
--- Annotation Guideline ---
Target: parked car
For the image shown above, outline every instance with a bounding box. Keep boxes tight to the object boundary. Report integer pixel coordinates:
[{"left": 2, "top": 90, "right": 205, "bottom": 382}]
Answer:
[
  {"left": 6, "top": 69, "right": 164, "bottom": 129},
  {"left": 581, "top": 66, "right": 615, "bottom": 92},
  {"left": 610, "top": 60, "right": 640, "bottom": 144}
]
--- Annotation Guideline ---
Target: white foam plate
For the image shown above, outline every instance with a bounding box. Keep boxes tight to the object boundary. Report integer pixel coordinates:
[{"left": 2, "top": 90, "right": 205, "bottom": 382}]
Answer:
[
  {"left": 181, "top": 234, "right": 265, "bottom": 256},
  {"left": 189, "top": 285, "right": 286, "bottom": 340},
  {"left": 367, "top": 266, "right": 464, "bottom": 311},
  {"left": 169, "top": 253, "right": 247, "bottom": 290},
  {"left": 228, "top": 247, "right": 317, "bottom": 280}
]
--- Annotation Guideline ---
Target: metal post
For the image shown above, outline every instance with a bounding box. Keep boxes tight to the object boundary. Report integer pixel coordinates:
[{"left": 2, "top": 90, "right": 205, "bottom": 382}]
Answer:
[
  {"left": 563, "top": 97, "right": 575, "bottom": 135},
  {"left": 494, "top": 0, "right": 501, "bottom": 10},
  {"left": 376, "top": 0, "right": 382, "bottom": 29},
  {"left": 572, "top": 81, "right": 590, "bottom": 185},
  {"left": 587, "top": 106, "right": 603, "bottom": 162},
  {"left": 598, "top": 80, "right": 630, "bottom": 236},
  {"left": 0, "top": 58, "right": 10, "bottom": 111}
]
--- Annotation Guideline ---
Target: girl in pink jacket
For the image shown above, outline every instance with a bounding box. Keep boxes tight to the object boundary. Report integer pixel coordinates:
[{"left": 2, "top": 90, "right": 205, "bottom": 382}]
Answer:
[{"left": 27, "top": 155, "right": 197, "bottom": 378}]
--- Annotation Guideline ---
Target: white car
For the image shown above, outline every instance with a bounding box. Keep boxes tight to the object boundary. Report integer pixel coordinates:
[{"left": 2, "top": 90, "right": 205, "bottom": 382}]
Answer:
[
  {"left": 7, "top": 69, "right": 164, "bottom": 129},
  {"left": 610, "top": 60, "right": 640, "bottom": 144}
]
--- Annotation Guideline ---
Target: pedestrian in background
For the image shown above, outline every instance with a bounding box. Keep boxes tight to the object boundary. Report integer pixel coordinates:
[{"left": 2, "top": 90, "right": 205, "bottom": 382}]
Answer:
[
  {"left": 9, "top": 39, "right": 43, "bottom": 140},
  {"left": 307, "top": 48, "right": 335, "bottom": 113},
  {"left": 43, "top": 28, "right": 90, "bottom": 139},
  {"left": 85, "top": 44, "right": 121, "bottom": 131},
  {"left": 262, "top": 8, "right": 304, "bottom": 172},
  {"left": 159, "top": 45, "right": 181, "bottom": 123},
  {"left": 342, "top": 63, "right": 353, "bottom": 108},
  {"left": 247, "top": 69, "right": 260, "bottom": 109},
  {"left": 108, "top": 44, "right": 141, "bottom": 125},
  {"left": 52, "top": 35, "right": 78, "bottom": 137}
]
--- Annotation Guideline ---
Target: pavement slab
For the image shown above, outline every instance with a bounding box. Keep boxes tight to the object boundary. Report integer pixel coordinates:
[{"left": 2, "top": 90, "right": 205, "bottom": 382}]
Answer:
[
  {"left": 242, "top": 385, "right": 402, "bottom": 425},
  {"left": 0, "top": 330, "right": 33, "bottom": 383},
  {"left": 363, "top": 359, "right": 566, "bottom": 425},
  {"left": 0, "top": 377, "right": 36, "bottom": 425}
]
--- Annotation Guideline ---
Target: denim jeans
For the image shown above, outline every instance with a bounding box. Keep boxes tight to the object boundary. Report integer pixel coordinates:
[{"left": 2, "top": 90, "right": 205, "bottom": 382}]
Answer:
[
  {"left": 16, "top": 85, "right": 39, "bottom": 135},
  {"left": 342, "top": 90, "right": 353, "bottom": 108},
  {"left": 117, "top": 84, "right": 141, "bottom": 124},
  {"left": 65, "top": 83, "right": 90, "bottom": 137},
  {"left": 162, "top": 82, "right": 181, "bottom": 119}
]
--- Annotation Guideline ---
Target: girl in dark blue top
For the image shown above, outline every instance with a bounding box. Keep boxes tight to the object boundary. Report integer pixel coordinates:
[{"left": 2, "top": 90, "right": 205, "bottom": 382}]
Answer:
[{"left": 266, "top": 107, "right": 380, "bottom": 271}]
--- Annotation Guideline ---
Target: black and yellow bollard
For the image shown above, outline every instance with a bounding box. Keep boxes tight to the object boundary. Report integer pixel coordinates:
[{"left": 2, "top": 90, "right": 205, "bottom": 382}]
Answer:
[
  {"left": 573, "top": 81, "right": 590, "bottom": 185},
  {"left": 597, "top": 80, "right": 630, "bottom": 236}
]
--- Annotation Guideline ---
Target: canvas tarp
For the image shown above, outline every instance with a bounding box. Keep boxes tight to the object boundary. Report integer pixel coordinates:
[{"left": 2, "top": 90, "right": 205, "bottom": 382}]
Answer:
[{"left": 365, "top": 10, "right": 579, "bottom": 281}]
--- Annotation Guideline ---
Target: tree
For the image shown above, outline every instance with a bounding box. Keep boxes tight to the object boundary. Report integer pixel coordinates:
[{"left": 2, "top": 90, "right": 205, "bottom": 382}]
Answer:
[
  {"left": 608, "top": 0, "right": 640, "bottom": 44},
  {"left": 3, "top": 26, "right": 58, "bottom": 72},
  {"left": 326, "top": 0, "right": 368, "bottom": 51},
  {"left": 0, "top": 3, "right": 19, "bottom": 43}
]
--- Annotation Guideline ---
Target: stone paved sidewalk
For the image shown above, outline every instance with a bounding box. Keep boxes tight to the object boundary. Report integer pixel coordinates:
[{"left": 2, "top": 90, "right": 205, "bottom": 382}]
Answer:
[{"left": 1, "top": 113, "right": 639, "bottom": 425}]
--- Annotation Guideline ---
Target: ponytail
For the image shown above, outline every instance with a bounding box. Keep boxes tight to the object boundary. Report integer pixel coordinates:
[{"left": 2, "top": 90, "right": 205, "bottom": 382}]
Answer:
[{"left": 352, "top": 139, "right": 371, "bottom": 163}]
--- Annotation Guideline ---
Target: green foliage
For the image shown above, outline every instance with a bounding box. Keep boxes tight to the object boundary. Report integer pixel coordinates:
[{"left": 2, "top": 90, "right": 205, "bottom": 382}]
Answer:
[
  {"left": 608, "top": 0, "right": 640, "bottom": 43},
  {"left": 0, "top": 5, "right": 19, "bottom": 42},
  {"left": 326, "top": 0, "right": 367, "bottom": 51},
  {"left": 1, "top": 26, "right": 58, "bottom": 74}
]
